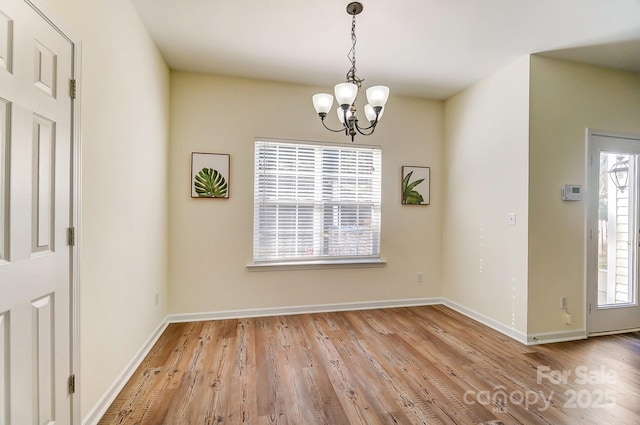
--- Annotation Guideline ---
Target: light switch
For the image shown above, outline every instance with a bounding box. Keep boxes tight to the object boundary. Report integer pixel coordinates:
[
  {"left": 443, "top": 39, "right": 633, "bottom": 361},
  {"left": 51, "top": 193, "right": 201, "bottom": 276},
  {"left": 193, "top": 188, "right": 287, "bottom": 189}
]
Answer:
[{"left": 507, "top": 212, "right": 516, "bottom": 226}]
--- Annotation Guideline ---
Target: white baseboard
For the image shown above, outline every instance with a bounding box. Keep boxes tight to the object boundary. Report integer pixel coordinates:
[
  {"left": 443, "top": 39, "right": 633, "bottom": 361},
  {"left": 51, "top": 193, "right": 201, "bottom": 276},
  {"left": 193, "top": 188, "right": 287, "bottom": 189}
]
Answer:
[
  {"left": 588, "top": 327, "right": 640, "bottom": 337},
  {"left": 167, "top": 297, "right": 444, "bottom": 323},
  {"left": 82, "top": 319, "right": 169, "bottom": 425},
  {"left": 442, "top": 299, "right": 529, "bottom": 345},
  {"left": 527, "top": 329, "right": 588, "bottom": 345}
]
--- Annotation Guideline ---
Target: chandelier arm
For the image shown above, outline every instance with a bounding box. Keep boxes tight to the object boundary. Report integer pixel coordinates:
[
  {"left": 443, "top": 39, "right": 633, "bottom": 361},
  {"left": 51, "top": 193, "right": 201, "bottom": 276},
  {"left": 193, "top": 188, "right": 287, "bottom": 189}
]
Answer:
[
  {"left": 320, "top": 117, "right": 348, "bottom": 133},
  {"left": 354, "top": 118, "right": 379, "bottom": 132},
  {"left": 354, "top": 122, "right": 378, "bottom": 136}
]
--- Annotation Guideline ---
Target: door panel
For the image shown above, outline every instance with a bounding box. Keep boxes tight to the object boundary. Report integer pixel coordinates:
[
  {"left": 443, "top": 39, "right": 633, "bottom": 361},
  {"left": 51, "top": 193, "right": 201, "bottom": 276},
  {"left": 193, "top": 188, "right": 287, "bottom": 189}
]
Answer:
[
  {"left": 32, "top": 114, "right": 55, "bottom": 254},
  {"left": 0, "top": 97, "right": 8, "bottom": 262},
  {"left": 0, "top": 0, "right": 74, "bottom": 424},
  {"left": 588, "top": 130, "right": 640, "bottom": 334},
  {"left": 33, "top": 40, "right": 57, "bottom": 98},
  {"left": 0, "top": 10, "right": 11, "bottom": 73},
  {"left": 32, "top": 294, "right": 55, "bottom": 425},
  {"left": 0, "top": 312, "right": 7, "bottom": 424}
]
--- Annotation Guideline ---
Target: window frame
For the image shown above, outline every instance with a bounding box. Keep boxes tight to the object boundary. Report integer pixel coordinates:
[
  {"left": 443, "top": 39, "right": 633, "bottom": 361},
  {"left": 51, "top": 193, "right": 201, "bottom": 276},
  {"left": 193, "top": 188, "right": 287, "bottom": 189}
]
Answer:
[{"left": 249, "top": 138, "right": 385, "bottom": 270}]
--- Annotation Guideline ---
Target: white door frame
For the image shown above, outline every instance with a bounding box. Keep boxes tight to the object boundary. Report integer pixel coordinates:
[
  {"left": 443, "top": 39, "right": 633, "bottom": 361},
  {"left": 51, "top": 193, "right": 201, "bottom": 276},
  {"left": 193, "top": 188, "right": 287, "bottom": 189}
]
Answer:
[
  {"left": 24, "top": 0, "right": 82, "bottom": 422},
  {"left": 586, "top": 128, "right": 640, "bottom": 336}
]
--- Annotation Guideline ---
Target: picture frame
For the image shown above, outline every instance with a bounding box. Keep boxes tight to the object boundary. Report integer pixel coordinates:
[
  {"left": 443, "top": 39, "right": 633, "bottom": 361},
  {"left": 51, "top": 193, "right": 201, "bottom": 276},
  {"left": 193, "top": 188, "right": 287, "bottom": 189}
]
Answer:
[
  {"left": 402, "top": 166, "right": 430, "bottom": 205},
  {"left": 191, "top": 152, "right": 230, "bottom": 199}
]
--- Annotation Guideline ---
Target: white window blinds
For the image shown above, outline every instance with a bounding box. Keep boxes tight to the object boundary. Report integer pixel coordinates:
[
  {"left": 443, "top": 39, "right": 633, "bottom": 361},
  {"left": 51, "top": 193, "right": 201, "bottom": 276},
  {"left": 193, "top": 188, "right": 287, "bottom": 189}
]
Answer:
[{"left": 254, "top": 140, "right": 382, "bottom": 263}]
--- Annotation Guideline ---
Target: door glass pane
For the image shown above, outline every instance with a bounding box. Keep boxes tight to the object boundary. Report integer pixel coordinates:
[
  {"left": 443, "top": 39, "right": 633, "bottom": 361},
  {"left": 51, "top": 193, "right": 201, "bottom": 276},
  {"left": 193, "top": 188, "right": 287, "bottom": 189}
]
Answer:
[{"left": 598, "top": 152, "right": 637, "bottom": 307}]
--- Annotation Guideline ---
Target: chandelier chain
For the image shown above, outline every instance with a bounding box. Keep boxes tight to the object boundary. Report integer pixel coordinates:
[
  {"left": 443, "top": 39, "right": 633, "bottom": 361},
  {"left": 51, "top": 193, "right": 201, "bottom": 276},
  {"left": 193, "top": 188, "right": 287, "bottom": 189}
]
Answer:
[{"left": 346, "top": 13, "right": 364, "bottom": 89}]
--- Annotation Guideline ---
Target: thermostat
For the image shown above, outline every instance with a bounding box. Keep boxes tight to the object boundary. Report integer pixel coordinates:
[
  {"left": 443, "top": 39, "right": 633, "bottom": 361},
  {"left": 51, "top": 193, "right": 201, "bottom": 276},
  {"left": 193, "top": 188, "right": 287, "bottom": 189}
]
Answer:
[{"left": 562, "top": 185, "right": 582, "bottom": 201}]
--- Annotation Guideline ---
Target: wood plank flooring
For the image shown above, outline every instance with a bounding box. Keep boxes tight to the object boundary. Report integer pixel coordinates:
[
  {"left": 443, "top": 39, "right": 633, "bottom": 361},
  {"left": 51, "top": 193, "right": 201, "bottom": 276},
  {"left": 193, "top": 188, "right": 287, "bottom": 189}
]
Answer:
[{"left": 98, "top": 305, "right": 640, "bottom": 424}]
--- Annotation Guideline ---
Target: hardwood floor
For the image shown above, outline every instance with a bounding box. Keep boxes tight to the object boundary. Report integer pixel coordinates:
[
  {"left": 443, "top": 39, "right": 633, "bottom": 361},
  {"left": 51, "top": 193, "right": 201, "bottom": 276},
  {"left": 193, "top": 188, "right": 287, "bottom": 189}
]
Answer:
[{"left": 98, "top": 305, "right": 640, "bottom": 424}]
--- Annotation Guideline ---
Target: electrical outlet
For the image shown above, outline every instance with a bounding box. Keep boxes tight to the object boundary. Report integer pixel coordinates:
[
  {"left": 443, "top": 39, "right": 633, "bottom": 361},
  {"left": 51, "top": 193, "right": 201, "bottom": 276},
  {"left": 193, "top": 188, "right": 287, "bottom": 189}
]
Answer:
[
  {"left": 417, "top": 273, "right": 423, "bottom": 283},
  {"left": 561, "top": 296, "right": 567, "bottom": 309},
  {"left": 563, "top": 312, "right": 572, "bottom": 325}
]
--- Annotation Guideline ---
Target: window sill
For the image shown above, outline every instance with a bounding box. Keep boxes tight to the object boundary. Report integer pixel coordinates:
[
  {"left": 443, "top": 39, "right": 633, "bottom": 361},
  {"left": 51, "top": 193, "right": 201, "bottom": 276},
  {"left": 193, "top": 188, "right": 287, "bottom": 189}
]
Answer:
[{"left": 247, "top": 258, "right": 387, "bottom": 272}]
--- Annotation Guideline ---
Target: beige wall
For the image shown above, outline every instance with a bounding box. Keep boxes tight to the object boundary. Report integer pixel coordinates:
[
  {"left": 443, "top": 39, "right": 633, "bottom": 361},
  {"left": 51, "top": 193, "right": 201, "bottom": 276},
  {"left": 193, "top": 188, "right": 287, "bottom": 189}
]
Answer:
[
  {"left": 443, "top": 57, "right": 530, "bottom": 335},
  {"left": 528, "top": 56, "right": 640, "bottom": 335},
  {"left": 168, "top": 72, "right": 443, "bottom": 314},
  {"left": 43, "top": 0, "right": 170, "bottom": 417}
]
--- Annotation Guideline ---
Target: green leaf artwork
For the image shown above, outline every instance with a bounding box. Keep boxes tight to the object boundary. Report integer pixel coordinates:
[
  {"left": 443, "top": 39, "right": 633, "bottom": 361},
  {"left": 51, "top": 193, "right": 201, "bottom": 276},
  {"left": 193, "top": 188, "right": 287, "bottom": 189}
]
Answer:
[
  {"left": 194, "top": 167, "right": 228, "bottom": 198},
  {"left": 402, "top": 171, "right": 425, "bottom": 204}
]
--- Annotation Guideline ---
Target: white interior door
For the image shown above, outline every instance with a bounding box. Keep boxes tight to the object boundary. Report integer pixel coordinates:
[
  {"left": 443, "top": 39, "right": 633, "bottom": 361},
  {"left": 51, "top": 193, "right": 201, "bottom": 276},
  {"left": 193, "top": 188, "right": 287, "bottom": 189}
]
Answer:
[
  {"left": 0, "top": 0, "right": 75, "bottom": 423},
  {"left": 587, "top": 130, "right": 640, "bottom": 335}
]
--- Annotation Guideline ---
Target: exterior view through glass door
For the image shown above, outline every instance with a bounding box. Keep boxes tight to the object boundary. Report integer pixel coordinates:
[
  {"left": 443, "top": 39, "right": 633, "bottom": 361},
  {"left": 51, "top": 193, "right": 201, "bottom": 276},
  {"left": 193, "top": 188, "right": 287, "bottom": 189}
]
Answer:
[{"left": 588, "top": 130, "right": 640, "bottom": 334}]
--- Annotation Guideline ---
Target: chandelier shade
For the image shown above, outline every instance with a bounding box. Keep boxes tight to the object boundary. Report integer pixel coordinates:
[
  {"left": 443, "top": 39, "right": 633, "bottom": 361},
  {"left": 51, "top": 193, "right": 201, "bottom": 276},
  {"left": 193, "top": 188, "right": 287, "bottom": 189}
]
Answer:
[
  {"left": 334, "top": 83, "right": 359, "bottom": 106},
  {"left": 312, "top": 93, "right": 334, "bottom": 115},
  {"left": 337, "top": 107, "right": 354, "bottom": 124},
  {"left": 364, "top": 104, "right": 383, "bottom": 122},
  {"left": 366, "top": 86, "right": 389, "bottom": 108},
  {"left": 311, "top": 2, "right": 389, "bottom": 142}
]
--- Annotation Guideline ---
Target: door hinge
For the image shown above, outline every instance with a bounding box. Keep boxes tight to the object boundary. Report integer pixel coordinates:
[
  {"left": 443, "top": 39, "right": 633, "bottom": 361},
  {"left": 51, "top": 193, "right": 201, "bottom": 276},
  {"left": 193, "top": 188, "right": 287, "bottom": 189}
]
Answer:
[
  {"left": 69, "top": 79, "right": 77, "bottom": 99},
  {"left": 589, "top": 304, "right": 592, "bottom": 314},
  {"left": 68, "top": 374, "right": 76, "bottom": 394},
  {"left": 67, "top": 227, "right": 75, "bottom": 246}
]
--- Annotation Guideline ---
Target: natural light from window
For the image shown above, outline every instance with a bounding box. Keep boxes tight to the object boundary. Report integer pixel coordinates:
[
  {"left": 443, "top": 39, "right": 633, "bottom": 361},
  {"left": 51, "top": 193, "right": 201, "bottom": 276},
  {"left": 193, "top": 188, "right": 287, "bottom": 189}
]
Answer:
[{"left": 253, "top": 139, "right": 382, "bottom": 266}]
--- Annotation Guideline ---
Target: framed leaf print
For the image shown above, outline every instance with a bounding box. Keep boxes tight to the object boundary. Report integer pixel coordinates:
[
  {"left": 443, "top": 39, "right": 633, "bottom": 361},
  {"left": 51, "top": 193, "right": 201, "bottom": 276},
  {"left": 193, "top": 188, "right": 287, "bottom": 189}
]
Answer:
[
  {"left": 402, "top": 166, "right": 430, "bottom": 205},
  {"left": 191, "top": 152, "right": 230, "bottom": 198}
]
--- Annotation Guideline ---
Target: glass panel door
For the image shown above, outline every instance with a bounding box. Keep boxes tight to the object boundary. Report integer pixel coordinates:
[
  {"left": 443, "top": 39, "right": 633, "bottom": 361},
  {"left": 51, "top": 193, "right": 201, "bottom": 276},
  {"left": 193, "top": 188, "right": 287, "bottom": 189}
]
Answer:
[{"left": 588, "top": 130, "right": 640, "bottom": 335}]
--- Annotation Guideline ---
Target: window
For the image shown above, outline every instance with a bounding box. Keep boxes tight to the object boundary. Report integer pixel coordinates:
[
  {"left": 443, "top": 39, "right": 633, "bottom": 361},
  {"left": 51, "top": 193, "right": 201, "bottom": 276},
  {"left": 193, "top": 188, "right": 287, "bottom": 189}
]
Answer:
[{"left": 253, "top": 139, "right": 382, "bottom": 265}]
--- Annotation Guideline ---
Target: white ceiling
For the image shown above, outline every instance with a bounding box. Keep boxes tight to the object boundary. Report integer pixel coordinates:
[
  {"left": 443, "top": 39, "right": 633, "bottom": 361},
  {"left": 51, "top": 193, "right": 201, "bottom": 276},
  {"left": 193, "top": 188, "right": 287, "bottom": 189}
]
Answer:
[{"left": 130, "top": 0, "right": 640, "bottom": 99}]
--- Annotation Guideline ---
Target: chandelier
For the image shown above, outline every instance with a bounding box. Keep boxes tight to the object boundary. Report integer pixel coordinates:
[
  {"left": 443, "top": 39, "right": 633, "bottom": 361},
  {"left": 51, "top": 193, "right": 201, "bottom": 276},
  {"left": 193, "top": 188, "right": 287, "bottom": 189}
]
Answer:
[{"left": 312, "top": 2, "right": 389, "bottom": 142}]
